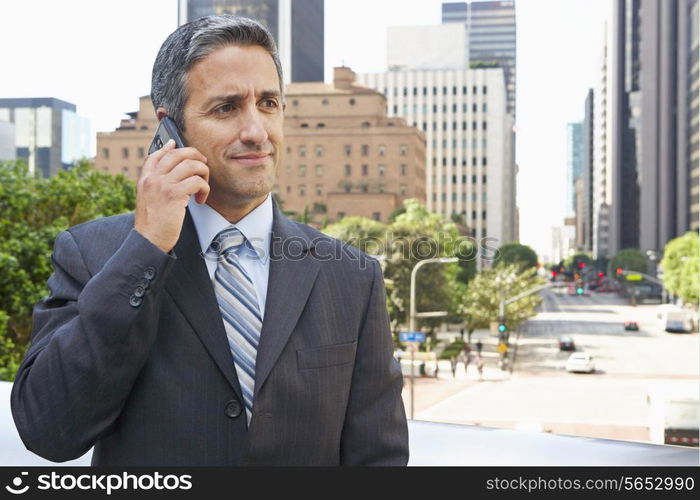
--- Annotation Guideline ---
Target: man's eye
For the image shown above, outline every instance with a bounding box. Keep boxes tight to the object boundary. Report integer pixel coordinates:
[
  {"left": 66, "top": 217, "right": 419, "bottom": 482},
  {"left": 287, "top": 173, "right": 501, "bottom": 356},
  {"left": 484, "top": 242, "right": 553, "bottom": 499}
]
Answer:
[
  {"left": 214, "top": 104, "right": 234, "bottom": 114},
  {"left": 260, "top": 99, "right": 278, "bottom": 109}
]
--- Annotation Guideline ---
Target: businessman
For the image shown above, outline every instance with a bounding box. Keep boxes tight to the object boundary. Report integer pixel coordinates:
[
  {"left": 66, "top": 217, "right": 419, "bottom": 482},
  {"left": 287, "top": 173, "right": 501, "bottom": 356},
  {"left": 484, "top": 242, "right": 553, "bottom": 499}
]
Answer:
[{"left": 11, "top": 15, "right": 408, "bottom": 466}]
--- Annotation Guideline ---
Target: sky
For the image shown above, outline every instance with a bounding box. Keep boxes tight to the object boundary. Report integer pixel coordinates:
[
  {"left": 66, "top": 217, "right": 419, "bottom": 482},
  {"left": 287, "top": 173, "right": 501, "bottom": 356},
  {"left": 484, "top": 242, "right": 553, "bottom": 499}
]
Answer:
[{"left": 0, "top": 0, "right": 608, "bottom": 259}]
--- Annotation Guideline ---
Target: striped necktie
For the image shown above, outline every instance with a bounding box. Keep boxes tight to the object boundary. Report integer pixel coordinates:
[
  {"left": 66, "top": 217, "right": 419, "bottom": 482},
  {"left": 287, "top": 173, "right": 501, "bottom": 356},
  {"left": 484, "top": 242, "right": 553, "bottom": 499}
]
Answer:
[{"left": 207, "top": 227, "right": 262, "bottom": 424}]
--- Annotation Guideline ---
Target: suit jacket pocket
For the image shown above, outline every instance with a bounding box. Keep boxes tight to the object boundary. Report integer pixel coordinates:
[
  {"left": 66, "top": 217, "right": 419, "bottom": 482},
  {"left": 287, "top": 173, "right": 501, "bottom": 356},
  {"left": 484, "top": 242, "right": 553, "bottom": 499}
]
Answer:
[{"left": 297, "top": 340, "right": 357, "bottom": 370}]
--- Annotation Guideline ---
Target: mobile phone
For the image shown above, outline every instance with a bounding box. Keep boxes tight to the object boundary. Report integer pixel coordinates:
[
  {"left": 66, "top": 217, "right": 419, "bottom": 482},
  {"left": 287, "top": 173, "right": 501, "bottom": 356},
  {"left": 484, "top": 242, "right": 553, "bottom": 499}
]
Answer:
[{"left": 148, "top": 116, "right": 186, "bottom": 154}]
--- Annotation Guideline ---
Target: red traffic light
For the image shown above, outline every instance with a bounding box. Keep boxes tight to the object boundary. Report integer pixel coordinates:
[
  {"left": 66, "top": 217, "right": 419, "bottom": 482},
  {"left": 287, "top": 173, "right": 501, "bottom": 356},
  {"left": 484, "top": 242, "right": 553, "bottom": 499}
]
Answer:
[
  {"left": 578, "top": 262, "right": 585, "bottom": 269},
  {"left": 616, "top": 267, "right": 623, "bottom": 275},
  {"left": 597, "top": 272, "right": 604, "bottom": 278},
  {"left": 551, "top": 270, "right": 558, "bottom": 277}
]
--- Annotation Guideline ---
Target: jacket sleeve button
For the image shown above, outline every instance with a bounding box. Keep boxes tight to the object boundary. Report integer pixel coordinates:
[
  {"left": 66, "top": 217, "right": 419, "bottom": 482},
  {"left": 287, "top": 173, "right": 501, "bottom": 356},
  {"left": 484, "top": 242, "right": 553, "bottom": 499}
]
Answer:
[
  {"left": 143, "top": 267, "right": 157, "bottom": 280},
  {"left": 129, "top": 295, "right": 143, "bottom": 307}
]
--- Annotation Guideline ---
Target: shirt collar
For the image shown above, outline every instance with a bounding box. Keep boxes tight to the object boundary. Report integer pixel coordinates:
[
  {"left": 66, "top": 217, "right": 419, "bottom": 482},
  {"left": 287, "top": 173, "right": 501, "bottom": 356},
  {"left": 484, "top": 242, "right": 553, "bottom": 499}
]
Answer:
[{"left": 188, "top": 193, "right": 273, "bottom": 263}]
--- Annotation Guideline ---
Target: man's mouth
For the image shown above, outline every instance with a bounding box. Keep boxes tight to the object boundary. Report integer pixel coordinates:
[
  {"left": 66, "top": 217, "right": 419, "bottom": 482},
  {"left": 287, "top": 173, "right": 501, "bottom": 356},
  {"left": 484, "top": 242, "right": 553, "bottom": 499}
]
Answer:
[{"left": 230, "top": 153, "right": 271, "bottom": 165}]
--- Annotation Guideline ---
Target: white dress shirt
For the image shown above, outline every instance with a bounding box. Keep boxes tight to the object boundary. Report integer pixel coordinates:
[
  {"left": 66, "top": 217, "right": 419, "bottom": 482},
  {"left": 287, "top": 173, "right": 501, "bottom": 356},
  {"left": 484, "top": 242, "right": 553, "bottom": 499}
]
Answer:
[{"left": 187, "top": 193, "right": 273, "bottom": 319}]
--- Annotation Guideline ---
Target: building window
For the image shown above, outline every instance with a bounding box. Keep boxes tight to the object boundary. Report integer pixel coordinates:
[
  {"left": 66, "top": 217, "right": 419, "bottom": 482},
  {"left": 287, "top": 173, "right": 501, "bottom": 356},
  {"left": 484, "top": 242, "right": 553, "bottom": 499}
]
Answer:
[
  {"left": 286, "top": 186, "right": 291, "bottom": 194},
  {"left": 462, "top": 86, "right": 467, "bottom": 95},
  {"left": 315, "top": 165, "right": 323, "bottom": 176},
  {"left": 378, "top": 184, "right": 385, "bottom": 193},
  {"left": 378, "top": 165, "right": 385, "bottom": 176},
  {"left": 482, "top": 157, "right": 487, "bottom": 166},
  {"left": 443, "top": 122, "right": 447, "bottom": 131},
  {"left": 473, "top": 103, "right": 478, "bottom": 112},
  {"left": 462, "top": 175, "right": 467, "bottom": 183},
  {"left": 433, "top": 104, "right": 438, "bottom": 113},
  {"left": 462, "top": 121, "right": 467, "bottom": 131},
  {"left": 299, "top": 165, "right": 306, "bottom": 177},
  {"left": 472, "top": 121, "right": 477, "bottom": 130},
  {"left": 361, "top": 184, "right": 368, "bottom": 193},
  {"left": 452, "top": 86, "right": 457, "bottom": 95},
  {"left": 344, "top": 164, "right": 351, "bottom": 176},
  {"left": 472, "top": 175, "right": 477, "bottom": 183},
  {"left": 301, "top": 123, "right": 309, "bottom": 128},
  {"left": 344, "top": 144, "right": 352, "bottom": 156},
  {"left": 452, "top": 175, "right": 457, "bottom": 183},
  {"left": 393, "top": 105, "right": 398, "bottom": 114},
  {"left": 344, "top": 184, "right": 351, "bottom": 193},
  {"left": 483, "top": 175, "right": 487, "bottom": 184},
  {"left": 472, "top": 157, "right": 477, "bottom": 166},
  {"left": 122, "top": 166, "right": 129, "bottom": 174},
  {"left": 287, "top": 146, "right": 292, "bottom": 154},
  {"left": 317, "top": 123, "right": 325, "bottom": 128},
  {"left": 400, "top": 164, "right": 407, "bottom": 176},
  {"left": 433, "top": 86, "right": 437, "bottom": 96},
  {"left": 137, "top": 147, "right": 145, "bottom": 158},
  {"left": 102, "top": 148, "right": 109, "bottom": 158},
  {"left": 361, "top": 121, "right": 370, "bottom": 128},
  {"left": 442, "top": 157, "right": 447, "bottom": 166},
  {"left": 443, "top": 86, "right": 447, "bottom": 95},
  {"left": 292, "top": 99, "right": 299, "bottom": 106},
  {"left": 316, "top": 185, "right": 323, "bottom": 196},
  {"left": 403, "top": 88, "right": 408, "bottom": 96},
  {"left": 299, "top": 145, "right": 306, "bottom": 157},
  {"left": 452, "top": 193, "right": 457, "bottom": 202},
  {"left": 315, "top": 145, "right": 324, "bottom": 157},
  {"left": 338, "top": 212, "right": 345, "bottom": 219},
  {"left": 482, "top": 210, "right": 487, "bottom": 220},
  {"left": 299, "top": 185, "right": 306, "bottom": 196},
  {"left": 482, "top": 121, "right": 487, "bottom": 130},
  {"left": 372, "top": 212, "right": 381, "bottom": 221},
  {"left": 322, "top": 98, "right": 328, "bottom": 105},
  {"left": 483, "top": 85, "right": 487, "bottom": 95},
  {"left": 482, "top": 228, "right": 487, "bottom": 238},
  {"left": 482, "top": 103, "right": 488, "bottom": 112},
  {"left": 362, "top": 164, "right": 368, "bottom": 176},
  {"left": 122, "top": 148, "right": 129, "bottom": 159},
  {"left": 378, "top": 145, "right": 386, "bottom": 156},
  {"left": 349, "top": 98, "right": 356, "bottom": 105},
  {"left": 442, "top": 104, "right": 447, "bottom": 112},
  {"left": 423, "top": 87, "right": 428, "bottom": 96},
  {"left": 361, "top": 144, "right": 369, "bottom": 156},
  {"left": 413, "top": 87, "right": 418, "bottom": 96},
  {"left": 472, "top": 85, "right": 478, "bottom": 95},
  {"left": 452, "top": 104, "right": 457, "bottom": 112},
  {"left": 399, "top": 145, "right": 408, "bottom": 156},
  {"left": 472, "top": 210, "right": 477, "bottom": 220},
  {"left": 399, "top": 184, "right": 407, "bottom": 195}
]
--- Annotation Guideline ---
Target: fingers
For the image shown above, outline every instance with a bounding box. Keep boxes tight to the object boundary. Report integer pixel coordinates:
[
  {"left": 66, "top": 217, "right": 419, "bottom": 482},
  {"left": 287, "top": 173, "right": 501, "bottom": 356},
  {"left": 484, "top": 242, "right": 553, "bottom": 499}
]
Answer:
[
  {"left": 166, "top": 158, "right": 210, "bottom": 185},
  {"left": 174, "top": 175, "right": 210, "bottom": 204}
]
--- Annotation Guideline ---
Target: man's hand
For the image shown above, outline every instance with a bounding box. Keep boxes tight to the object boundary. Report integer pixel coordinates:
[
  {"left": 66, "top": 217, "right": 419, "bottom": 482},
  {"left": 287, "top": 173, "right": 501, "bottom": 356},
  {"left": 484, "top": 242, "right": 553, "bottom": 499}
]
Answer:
[{"left": 135, "top": 140, "right": 210, "bottom": 253}]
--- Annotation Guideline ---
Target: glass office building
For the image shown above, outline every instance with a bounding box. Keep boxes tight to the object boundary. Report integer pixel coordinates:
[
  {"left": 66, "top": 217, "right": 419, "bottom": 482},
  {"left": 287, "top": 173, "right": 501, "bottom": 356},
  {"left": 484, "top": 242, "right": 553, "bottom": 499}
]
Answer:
[{"left": 178, "top": 0, "right": 324, "bottom": 83}]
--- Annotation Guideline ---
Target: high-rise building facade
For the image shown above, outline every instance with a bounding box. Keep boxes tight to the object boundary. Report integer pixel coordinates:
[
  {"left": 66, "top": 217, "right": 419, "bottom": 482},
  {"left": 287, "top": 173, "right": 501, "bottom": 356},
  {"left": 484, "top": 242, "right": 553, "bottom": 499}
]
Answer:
[
  {"left": 0, "top": 98, "right": 91, "bottom": 177},
  {"left": 442, "top": 1, "right": 517, "bottom": 117},
  {"left": 278, "top": 67, "right": 426, "bottom": 225},
  {"left": 357, "top": 67, "right": 516, "bottom": 245},
  {"left": 688, "top": 0, "right": 699, "bottom": 231},
  {"left": 566, "top": 122, "right": 584, "bottom": 217},
  {"left": 0, "top": 120, "right": 15, "bottom": 161},
  {"left": 178, "top": 0, "right": 324, "bottom": 83},
  {"left": 581, "top": 89, "right": 595, "bottom": 252}
]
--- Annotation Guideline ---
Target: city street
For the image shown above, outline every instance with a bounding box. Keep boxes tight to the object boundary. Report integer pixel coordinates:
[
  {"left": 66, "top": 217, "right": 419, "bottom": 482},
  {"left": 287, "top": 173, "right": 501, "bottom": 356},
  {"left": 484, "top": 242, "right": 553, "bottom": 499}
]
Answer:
[{"left": 404, "top": 288, "right": 699, "bottom": 443}]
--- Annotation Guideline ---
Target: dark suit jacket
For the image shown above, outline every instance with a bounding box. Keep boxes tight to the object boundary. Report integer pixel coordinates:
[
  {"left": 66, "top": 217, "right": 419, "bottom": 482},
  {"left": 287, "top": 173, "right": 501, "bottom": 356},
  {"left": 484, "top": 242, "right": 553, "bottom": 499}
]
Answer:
[{"left": 10, "top": 203, "right": 408, "bottom": 465}]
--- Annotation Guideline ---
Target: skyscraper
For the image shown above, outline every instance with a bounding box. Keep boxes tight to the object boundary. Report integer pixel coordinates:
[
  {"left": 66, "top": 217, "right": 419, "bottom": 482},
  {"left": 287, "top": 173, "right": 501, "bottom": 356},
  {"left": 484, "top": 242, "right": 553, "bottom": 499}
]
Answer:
[
  {"left": 442, "top": 1, "right": 517, "bottom": 117},
  {"left": 566, "top": 122, "right": 584, "bottom": 217},
  {"left": 0, "top": 98, "right": 91, "bottom": 177},
  {"left": 177, "top": 0, "right": 324, "bottom": 83}
]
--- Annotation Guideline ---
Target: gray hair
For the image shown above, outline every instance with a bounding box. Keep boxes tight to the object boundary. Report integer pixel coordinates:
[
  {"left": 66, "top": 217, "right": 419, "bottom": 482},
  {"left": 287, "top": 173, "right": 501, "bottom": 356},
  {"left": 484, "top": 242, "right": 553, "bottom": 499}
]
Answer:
[{"left": 151, "top": 15, "right": 284, "bottom": 131}]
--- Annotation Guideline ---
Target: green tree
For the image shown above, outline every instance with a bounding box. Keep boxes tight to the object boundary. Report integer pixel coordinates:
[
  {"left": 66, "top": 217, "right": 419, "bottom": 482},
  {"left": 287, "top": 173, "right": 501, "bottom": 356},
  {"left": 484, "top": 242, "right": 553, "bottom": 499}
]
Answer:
[
  {"left": 459, "top": 264, "right": 544, "bottom": 335},
  {"left": 662, "top": 232, "right": 699, "bottom": 305},
  {"left": 0, "top": 160, "right": 136, "bottom": 380},
  {"left": 493, "top": 242, "right": 538, "bottom": 271},
  {"left": 609, "top": 248, "right": 648, "bottom": 277}
]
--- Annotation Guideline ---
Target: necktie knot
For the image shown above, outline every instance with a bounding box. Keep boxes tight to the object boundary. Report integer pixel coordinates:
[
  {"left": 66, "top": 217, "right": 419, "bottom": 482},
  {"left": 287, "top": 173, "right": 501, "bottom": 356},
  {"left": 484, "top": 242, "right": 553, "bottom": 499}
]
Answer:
[{"left": 209, "top": 227, "right": 246, "bottom": 257}]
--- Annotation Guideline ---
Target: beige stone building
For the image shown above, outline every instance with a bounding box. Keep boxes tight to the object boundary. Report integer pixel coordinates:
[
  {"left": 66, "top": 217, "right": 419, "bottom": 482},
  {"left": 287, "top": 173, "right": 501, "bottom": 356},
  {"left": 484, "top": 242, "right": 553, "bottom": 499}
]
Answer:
[
  {"left": 278, "top": 67, "right": 426, "bottom": 224},
  {"left": 96, "top": 69, "right": 426, "bottom": 226},
  {"left": 95, "top": 96, "right": 157, "bottom": 180}
]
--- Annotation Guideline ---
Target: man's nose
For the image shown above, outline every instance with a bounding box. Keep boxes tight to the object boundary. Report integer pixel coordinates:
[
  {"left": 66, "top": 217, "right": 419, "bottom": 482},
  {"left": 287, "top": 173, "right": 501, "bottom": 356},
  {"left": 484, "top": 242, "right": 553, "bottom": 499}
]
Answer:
[{"left": 239, "top": 107, "right": 268, "bottom": 145}]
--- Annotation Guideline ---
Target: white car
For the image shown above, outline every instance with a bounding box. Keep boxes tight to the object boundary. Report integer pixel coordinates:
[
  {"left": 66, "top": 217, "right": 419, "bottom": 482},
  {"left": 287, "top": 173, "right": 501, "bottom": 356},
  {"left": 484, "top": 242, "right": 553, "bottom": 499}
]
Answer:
[{"left": 566, "top": 353, "right": 595, "bottom": 373}]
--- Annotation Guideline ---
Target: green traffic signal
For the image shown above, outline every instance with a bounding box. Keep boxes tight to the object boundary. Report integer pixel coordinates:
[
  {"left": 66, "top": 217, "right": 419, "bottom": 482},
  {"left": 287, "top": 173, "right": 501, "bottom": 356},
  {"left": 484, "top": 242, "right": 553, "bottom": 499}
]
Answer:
[
  {"left": 498, "top": 323, "right": 507, "bottom": 333},
  {"left": 576, "top": 287, "right": 584, "bottom": 295}
]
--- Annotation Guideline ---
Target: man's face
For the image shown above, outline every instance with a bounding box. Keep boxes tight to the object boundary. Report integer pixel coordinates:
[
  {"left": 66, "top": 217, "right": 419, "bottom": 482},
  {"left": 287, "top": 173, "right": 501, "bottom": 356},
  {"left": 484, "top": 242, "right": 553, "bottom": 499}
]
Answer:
[{"left": 181, "top": 44, "right": 284, "bottom": 207}]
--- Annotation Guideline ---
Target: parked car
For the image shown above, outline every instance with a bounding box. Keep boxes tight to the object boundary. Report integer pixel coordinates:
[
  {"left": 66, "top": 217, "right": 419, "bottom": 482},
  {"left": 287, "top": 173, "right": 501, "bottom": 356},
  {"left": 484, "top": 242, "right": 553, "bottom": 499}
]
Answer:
[
  {"left": 566, "top": 353, "right": 595, "bottom": 373},
  {"left": 559, "top": 335, "right": 575, "bottom": 351},
  {"left": 624, "top": 321, "right": 639, "bottom": 331}
]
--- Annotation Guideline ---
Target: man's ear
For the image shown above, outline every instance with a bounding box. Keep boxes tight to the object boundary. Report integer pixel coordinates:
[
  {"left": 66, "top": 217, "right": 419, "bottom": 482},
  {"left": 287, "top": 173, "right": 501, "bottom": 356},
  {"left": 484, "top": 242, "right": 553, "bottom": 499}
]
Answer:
[{"left": 156, "top": 107, "right": 168, "bottom": 120}]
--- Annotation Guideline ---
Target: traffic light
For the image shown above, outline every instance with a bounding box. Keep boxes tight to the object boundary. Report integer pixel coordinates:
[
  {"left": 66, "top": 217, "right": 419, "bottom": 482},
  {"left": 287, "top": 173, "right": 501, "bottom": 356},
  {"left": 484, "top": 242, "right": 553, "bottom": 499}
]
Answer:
[
  {"left": 616, "top": 267, "right": 623, "bottom": 276},
  {"left": 576, "top": 287, "right": 584, "bottom": 295},
  {"left": 498, "top": 322, "right": 507, "bottom": 334},
  {"left": 598, "top": 272, "right": 604, "bottom": 278},
  {"left": 578, "top": 262, "right": 586, "bottom": 269}
]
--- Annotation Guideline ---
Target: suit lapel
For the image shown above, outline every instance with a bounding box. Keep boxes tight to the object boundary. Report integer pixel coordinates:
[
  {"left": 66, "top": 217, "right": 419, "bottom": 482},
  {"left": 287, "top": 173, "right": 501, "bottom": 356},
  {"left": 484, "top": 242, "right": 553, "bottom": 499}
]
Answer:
[
  {"left": 254, "top": 202, "right": 320, "bottom": 397},
  {"left": 164, "top": 210, "right": 244, "bottom": 400}
]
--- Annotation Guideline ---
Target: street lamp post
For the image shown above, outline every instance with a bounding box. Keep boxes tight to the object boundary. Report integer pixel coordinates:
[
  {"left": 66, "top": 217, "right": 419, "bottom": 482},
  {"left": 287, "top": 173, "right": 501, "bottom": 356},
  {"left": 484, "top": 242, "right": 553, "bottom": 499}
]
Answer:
[{"left": 408, "top": 257, "right": 458, "bottom": 420}]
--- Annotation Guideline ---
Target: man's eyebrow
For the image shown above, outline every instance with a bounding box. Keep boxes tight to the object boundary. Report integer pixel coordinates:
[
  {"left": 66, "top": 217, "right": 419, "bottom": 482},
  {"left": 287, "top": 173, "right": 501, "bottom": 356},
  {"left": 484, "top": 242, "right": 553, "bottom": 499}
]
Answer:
[{"left": 201, "top": 90, "right": 281, "bottom": 109}]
